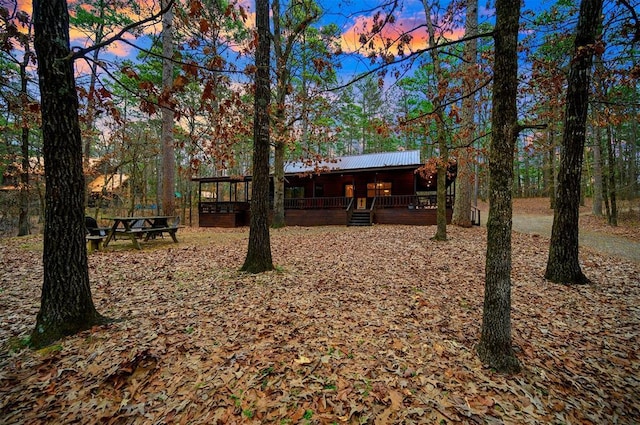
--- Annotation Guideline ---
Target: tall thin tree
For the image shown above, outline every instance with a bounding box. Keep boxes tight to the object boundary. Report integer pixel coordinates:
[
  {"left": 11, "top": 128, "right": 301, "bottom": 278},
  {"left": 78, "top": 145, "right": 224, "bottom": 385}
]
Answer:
[
  {"left": 452, "top": 0, "right": 478, "bottom": 228},
  {"left": 545, "top": 0, "right": 604, "bottom": 284},
  {"left": 271, "top": 0, "right": 318, "bottom": 228},
  {"left": 476, "top": 0, "right": 521, "bottom": 374},
  {"left": 18, "top": 20, "right": 34, "bottom": 237},
  {"left": 241, "top": 0, "right": 274, "bottom": 273},
  {"left": 160, "top": 0, "right": 175, "bottom": 216},
  {"left": 422, "top": 0, "right": 450, "bottom": 241}
]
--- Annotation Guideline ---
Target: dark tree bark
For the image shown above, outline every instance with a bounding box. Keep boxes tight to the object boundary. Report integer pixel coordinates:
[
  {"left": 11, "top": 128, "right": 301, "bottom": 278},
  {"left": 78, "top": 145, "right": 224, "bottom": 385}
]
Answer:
[
  {"left": 30, "top": 0, "right": 107, "bottom": 348},
  {"left": 605, "top": 125, "right": 618, "bottom": 225},
  {"left": 160, "top": 0, "right": 176, "bottom": 216},
  {"left": 545, "top": 0, "right": 603, "bottom": 284},
  {"left": 271, "top": 0, "right": 287, "bottom": 229},
  {"left": 423, "top": 1, "right": 448, "bottom": 241},
  {"left": 18, "top": 29, "right": 33, "bottom": 237},
  {"left": 18, "top": 105, "right": 31, "bottom": 236},
  {"left": 547, "top": 131, "right": 556, "bottom": 210},
  {"left": 591, "top": 127, "right": 603, "bottom": 216},
  {"left": 476, "top": 0, "right": 521, "bottom": 374},
  {"left": 241, "top": 0, "right": 274, "bottom": 273}
]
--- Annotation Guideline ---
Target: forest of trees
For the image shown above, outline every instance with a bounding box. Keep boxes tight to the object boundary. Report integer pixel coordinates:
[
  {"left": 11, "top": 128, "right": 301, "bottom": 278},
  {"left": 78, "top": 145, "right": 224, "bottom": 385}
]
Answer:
[
  {"left": 0, "top": 0, "right": 638, "bottom": 368},
  {"left": 2, "top": 0, "right": 637, "bottom": 232}
]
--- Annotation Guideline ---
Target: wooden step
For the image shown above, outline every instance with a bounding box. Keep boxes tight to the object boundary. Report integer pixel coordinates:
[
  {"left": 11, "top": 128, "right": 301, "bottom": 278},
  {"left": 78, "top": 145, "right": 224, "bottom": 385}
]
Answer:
[{"left": 348, "top": 211, "right": 372, "bottom": 226}]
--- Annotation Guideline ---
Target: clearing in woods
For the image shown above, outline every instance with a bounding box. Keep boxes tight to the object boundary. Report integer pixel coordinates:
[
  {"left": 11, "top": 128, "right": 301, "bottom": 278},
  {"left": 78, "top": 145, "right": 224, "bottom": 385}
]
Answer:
[{"left": 0, "top": 198, "right": 638, "bottom": 424}]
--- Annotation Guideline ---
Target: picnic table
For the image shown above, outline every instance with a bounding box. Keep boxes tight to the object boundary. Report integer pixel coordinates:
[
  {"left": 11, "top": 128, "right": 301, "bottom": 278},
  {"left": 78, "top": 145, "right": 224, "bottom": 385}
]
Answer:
[{"left": 102, "top": 215, "right": 180, "bottom": 250}]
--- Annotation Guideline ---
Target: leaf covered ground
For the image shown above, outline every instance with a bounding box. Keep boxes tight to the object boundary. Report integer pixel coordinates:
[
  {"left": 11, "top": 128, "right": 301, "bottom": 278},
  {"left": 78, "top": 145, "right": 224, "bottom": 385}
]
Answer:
[{"left": 1, "top": 212, "right": 639, "bottom": 424}]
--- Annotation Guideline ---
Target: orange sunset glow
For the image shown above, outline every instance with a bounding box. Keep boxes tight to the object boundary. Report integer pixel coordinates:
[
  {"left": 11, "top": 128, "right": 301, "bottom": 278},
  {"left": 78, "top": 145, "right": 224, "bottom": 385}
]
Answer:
[
  {"left": 341, "top": 14, "right": 465, "bottom": 57},
  {"left": 14, "top": 0, "right": 162, "bottom": 59},
  {"left": 10, "top": 0, "right": 467, "bottom": 73}
]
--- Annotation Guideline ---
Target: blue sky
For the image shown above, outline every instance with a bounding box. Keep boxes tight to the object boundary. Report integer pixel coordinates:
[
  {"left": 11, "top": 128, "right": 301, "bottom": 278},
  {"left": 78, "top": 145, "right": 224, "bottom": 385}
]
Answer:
[{"left": 12, "top": 0, "right": 579, "bottom": 92}]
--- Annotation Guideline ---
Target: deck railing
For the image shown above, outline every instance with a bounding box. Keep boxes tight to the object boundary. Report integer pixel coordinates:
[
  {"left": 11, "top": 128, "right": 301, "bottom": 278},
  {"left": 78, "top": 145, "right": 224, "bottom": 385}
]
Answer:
[
  {"left": 375, "top": 194, "right": 455, "bottom": 208},
  {"left": 199, "top": 201, "right": 249, "bottom": 213},
  {"left": 284, "top": 197, "right": 349, "bottom": 209},
  {"left": 200, "top": 195, "right": 455, "bottom": 213},
  {"left": 375, "top": 195, "right": 419, "bottom": 208}
]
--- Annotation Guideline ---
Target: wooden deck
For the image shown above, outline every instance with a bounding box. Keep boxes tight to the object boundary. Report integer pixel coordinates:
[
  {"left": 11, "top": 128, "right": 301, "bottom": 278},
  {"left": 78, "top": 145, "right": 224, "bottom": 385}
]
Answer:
[{"left": 197, "top": 196, "right": 454, "bottom": 227}]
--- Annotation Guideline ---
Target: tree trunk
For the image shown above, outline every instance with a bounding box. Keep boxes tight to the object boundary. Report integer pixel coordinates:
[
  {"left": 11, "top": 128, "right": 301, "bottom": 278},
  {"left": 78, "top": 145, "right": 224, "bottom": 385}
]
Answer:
[
  {"left": 271, "top": 0, "right": 286, "bottom": 229},
  {"left": 18, "top": 46, "right": 32, "bottom": 236},
  {"left": 545, "top": 0, "right": 603, "bottom": 284},
  {"left": 514, "top": 158, "right": 521, "bottom": 197},
  {"left": 523, "top": 152, "right": 531, "bottom": 197},
  {"left": 592, "top": 127, "right": 603, "bottom": 216},
  {"left": 591, "top": 36, "right": 608, "bottom": 216},
  {"left": 423, "top": 0, "right": 448, "bottom": 241},
  {"left": 18, "top": 125, "right": 31, "bottom": 237},
  {"left": 433, "top": 152, "right": 448, "bottom": 240},
  {"left": 160, "top": 0, "right": 176, "bottom": 216},
  {"left": 31, "top": 0, "right": 107, "bottom": 349},
  {"left": 476, "top": 0, "right": 521, "bottom": 374},
  {"left": 241, "top": 0, "right": 274, "bottom": 273},
  {"left": 548, "top": 136, "right": 556, "bottom": 210},
  {"left": 272, "top": 142, "right": 286, "bottom": 228},
  {"left": 269, "top": 0, "right": 316, "bottom": 228},
  {"left": 18, "top": 129, "right": 31, "bottom": 237},
  {"left": 452, "top": 0, "right": 478, "bottom": 228},
  {"left": 606, "top": 125, "right": 618, "bottom": 226},
  {"left": 631, "top": 104, "right": 638, "bottom": 199}
]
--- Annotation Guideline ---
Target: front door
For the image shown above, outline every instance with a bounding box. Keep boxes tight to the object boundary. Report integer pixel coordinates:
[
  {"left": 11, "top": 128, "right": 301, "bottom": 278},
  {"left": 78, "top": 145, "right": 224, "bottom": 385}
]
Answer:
[{"left": 344, "top": 184, "right": 354, "bottom": 198}]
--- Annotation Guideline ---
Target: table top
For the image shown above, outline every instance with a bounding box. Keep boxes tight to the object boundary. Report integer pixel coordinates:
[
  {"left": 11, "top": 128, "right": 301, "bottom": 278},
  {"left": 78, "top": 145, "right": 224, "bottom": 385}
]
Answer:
[{"left": 103, "top": 215, "right": 177, "bottom": 221}]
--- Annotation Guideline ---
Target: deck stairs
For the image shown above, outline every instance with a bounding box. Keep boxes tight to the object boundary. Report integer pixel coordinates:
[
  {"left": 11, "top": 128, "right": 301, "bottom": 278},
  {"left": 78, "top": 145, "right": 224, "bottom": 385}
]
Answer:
[{"left": 348, "top": 210, "right": 372, "bottom": 226}]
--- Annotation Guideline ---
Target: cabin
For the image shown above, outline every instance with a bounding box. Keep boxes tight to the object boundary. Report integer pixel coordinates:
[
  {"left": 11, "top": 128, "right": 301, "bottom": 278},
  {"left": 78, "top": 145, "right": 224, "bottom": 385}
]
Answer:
[
  {"left": 87, "top": 173, "right": 129, "bottom": 207},
  {"left": 193, "top": 150, "right": 457, "bottom": 227}
]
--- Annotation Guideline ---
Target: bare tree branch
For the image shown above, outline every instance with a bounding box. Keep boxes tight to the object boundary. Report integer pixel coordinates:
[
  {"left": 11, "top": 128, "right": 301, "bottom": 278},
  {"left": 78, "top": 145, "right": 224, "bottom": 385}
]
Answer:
[
  {"left": 400, "top": 77, "right": 493, "bottom": 124},
  {"left": 516, "top": 123, "right": 548, "bottom": 134},
  {"left": 328, "top": 31, "right": 494, "bottom": 92},
  {"left": 69, "top": 0, "right": 175, "bottom": 61},
  {"left": 117, "top": 37, "right": 244, "bottom": 74},
  {"left": 617, "top": 0, "right": 640, "bottom": 42}
]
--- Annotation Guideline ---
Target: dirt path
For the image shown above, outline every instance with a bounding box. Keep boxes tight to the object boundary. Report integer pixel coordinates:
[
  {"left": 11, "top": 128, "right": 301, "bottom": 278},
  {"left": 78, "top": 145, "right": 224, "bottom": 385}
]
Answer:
[{"left": 490, "top": 212, "right": 640, "bottom": 264}]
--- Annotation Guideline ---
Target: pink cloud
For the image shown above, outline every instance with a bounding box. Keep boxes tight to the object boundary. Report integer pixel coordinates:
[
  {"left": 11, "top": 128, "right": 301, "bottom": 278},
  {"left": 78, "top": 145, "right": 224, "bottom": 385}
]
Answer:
[{"left": 341, "top": 13, "right": 465, "bottom": 57}]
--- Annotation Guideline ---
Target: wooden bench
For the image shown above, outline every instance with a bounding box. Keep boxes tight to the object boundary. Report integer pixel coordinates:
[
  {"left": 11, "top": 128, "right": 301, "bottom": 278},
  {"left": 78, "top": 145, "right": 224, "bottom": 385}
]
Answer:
[
  {"left": 143, "top": 225, "right": 179, "bottom": 242},
  {"left": 85, "top": 216, "right": 109, "bottom": 253},
  {"left": 86, "top": 235, "right": 105, "bottom": 253}
]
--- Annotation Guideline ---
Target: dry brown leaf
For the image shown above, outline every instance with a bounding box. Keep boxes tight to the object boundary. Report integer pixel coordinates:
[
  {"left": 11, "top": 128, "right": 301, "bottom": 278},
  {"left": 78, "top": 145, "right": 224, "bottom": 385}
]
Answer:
[{"left": 0, "top": 215, "right": 638, "bottom": 424}]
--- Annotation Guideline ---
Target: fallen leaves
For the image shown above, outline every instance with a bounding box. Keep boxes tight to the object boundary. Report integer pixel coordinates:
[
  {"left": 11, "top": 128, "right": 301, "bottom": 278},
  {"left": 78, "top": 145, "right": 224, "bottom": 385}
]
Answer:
[{"left": 0, "top": 223, "right": 638, "bottom": 424}]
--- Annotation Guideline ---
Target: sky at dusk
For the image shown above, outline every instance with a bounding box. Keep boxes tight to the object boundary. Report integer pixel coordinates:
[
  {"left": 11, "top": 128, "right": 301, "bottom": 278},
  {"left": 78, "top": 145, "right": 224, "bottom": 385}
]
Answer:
[
  {"left": 14, "top": 0, "right": 481, "bottom": 76},
  {"left": 10, "top": 0, "right": 561, "bottom": 87}
]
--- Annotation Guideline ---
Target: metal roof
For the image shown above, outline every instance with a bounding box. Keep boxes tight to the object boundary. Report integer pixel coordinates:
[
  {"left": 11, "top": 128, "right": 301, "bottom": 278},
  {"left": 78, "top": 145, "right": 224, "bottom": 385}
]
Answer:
[{"left": 284, "top": 150, "right": 422, "bottom": 174}]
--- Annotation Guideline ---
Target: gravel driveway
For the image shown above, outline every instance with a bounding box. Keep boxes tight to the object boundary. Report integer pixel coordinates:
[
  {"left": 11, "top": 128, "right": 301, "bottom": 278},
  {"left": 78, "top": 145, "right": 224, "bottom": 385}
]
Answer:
[{"left": 508, "top": 213, "right": 640, "bottom": 264}]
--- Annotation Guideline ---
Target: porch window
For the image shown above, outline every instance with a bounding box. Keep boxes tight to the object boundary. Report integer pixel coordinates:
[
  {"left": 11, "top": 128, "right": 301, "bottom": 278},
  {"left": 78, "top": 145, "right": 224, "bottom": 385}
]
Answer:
[{"left": 367, "top": 182, "right": 392, "bottom": 197}]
